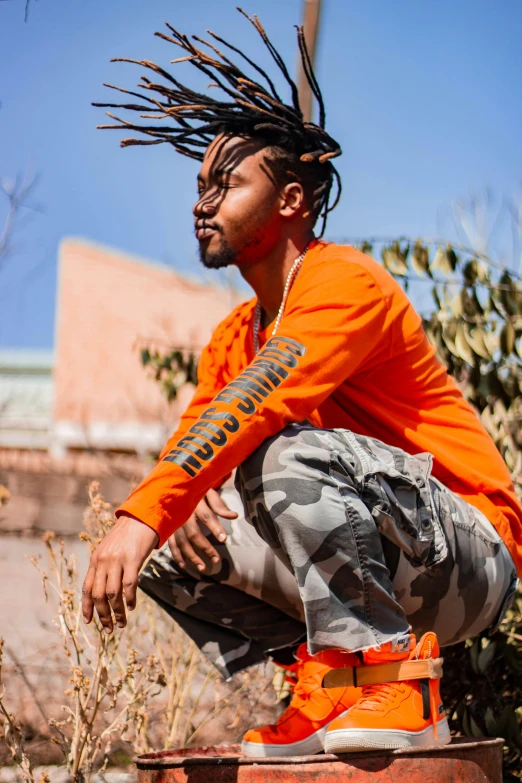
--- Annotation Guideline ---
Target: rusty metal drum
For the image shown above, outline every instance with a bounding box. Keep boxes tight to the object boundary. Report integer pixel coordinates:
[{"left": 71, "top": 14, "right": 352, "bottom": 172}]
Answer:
[{"left": 136, "top": 737, "right": 503, "bottom": 783}]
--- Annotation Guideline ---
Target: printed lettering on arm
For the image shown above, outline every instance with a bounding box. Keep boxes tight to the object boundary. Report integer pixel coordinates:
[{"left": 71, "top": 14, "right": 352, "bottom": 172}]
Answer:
[{"left": 163, "top": 335, "right": 306, "bottom": 477}]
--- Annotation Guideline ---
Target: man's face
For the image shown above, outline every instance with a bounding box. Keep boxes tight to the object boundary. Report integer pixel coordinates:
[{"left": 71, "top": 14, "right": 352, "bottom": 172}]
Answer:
[{"left": 193, "top": 134, "right": 284, "bottom": 269}]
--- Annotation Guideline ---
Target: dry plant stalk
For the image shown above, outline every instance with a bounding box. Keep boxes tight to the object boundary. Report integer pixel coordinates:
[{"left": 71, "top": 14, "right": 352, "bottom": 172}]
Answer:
[
  {"left": 22, "top": 485, "right": 167, "bottom": 783},
  {"left": 0, "top": 484, "right": 10, "bottom": 507},
  {"left": 0, "top": 482, "right": 276, "bottom": 782},
  {"left": 0, "top": 638, "right": 46, "bottom": 783}
]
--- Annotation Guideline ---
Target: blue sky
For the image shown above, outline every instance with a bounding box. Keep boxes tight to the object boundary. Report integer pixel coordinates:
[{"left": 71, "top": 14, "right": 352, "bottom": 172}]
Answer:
[{"left": 0, "top": 0, "right": 521, "bottom": 348}]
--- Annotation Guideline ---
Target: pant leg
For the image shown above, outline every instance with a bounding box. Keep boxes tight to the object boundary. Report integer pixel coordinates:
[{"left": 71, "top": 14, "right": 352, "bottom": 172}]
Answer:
[
  {"left": 336, "top": 430, "right": 518, "bottom": 645},
  {"left": 139, "top": 487, "right": 306, "bottom": 680},
  {"left": 237, "top": 424, "right": 517, "bottom": 654},
  {"left": 391, "top": 478, "right": 518, "bottom": 645},
  {"left": 237, "top": 425, "right": 412, "bottom": 654},
  {"left": 142, "top": 424, "right": 517, "bottom": 671}
]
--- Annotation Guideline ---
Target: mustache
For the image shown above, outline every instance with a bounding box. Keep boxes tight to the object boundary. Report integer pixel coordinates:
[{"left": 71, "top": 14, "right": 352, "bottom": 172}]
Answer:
[{"left": 194, "top": 220, "right": 221, "bottom": 233}]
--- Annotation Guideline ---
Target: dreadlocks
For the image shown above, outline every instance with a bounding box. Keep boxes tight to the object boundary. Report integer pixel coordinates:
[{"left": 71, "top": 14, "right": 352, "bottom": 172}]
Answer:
[{"left": 93, "top": 8, "right": 342, "bottom": 235}]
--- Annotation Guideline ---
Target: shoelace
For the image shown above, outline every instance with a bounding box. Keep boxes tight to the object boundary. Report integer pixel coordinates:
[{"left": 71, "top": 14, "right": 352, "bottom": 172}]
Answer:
[
  {"left": 355, "top": 681, "right": 406, "bottom": 711},
  {"left": 355, "top": 671, "right": 442, "bottom": 740},
  {"left": 275, "top": 665, "right": 324, "bottom": 723}
]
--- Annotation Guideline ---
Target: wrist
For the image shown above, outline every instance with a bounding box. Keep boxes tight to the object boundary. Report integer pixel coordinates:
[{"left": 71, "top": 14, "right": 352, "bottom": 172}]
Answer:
[{"left": 116, "top": 513, "right": 160, "bottom": 549}]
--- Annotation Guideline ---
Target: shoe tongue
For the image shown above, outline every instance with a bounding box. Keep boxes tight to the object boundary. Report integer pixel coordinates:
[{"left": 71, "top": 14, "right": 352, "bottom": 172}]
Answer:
[
  {"left": 362, "top": 634, "right": 415, "bottom": 665},
  {"left": 294, "top": 644, "right": 360, "bottom": 668},
  {"left": 311, "top": 647, "right": 360, "bottom": 668},
  {"left": 415, "top": 631, "right": 440, "bottom": 659}
]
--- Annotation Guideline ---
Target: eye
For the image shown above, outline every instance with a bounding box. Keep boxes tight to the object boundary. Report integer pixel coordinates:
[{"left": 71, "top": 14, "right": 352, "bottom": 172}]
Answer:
[{"left": 218, "top": 175, "right": 236, "bottom": 190}]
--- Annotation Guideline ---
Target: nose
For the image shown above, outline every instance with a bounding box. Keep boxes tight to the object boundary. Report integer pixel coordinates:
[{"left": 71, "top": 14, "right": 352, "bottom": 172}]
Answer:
[{"left": 193, "top": 192, "right": 217, "bottom": 219}]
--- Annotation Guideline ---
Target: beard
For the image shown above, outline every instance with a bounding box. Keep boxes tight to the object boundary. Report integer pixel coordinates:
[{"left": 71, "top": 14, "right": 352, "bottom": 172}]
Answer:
[{"left": 198, "top": 235, "right": 238, "bottom": 269}]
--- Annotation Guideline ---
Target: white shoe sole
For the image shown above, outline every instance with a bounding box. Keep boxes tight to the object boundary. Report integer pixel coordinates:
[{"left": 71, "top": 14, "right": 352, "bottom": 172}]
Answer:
[
  {"left": 241, "top": 711, "right": 350, "bottom": 758},
  {"left": 324, "top": 717, "right": 451, "bottom": 754}
]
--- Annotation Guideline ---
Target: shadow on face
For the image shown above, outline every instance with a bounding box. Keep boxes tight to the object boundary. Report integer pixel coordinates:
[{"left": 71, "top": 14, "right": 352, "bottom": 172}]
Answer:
[{"left": 193, "top": 134, "right": 306, "bottom": 270}]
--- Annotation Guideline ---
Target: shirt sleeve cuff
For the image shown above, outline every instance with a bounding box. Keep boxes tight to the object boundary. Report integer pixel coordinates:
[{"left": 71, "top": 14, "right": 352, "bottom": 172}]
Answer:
[{"left": 115, "top": 501, "right": 172, "bottom": 548}]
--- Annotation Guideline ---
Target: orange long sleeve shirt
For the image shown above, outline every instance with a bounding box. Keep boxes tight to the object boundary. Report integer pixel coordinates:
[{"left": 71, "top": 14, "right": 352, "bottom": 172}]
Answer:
[{"left": 118, "top": 241, "right": 522, "bottom": 575}]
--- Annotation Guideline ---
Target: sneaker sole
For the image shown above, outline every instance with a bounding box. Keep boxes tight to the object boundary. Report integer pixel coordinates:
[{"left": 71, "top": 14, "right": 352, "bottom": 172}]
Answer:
[
  {"left": 324, "top": 717, "right": 451, "bottom": 754},
  {"left": 241, "top": 711, "right": 350, "bottom": 758}
]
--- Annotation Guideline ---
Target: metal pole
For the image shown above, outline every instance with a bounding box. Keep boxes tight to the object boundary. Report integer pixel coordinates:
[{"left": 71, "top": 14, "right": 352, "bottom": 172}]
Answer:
[{"left": 297, "top": 0, "right": 323, "bottom": 123}]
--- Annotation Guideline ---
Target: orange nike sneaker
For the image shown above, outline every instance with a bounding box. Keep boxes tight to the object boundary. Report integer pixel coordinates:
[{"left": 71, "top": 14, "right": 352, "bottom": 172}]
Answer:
[
  {"left": 324, "top": 632, "right": 451, "bottom": 753},
  {"left": 241, "top": 643, "right": 362, "bottom": 757}
]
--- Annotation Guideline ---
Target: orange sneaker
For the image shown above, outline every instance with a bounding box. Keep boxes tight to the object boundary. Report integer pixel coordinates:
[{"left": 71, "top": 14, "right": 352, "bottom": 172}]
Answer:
[
  {"left": 324, "top": 632, "right": 451, "bottom": 753},
  {"left": 241, "top": 643, "right": 362, "bottom": 757}
]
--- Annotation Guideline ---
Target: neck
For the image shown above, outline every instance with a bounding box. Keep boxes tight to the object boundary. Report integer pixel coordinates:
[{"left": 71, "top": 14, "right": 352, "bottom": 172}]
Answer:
[{"left": 239, "top": 232, "right": 315, "bottom": 325}]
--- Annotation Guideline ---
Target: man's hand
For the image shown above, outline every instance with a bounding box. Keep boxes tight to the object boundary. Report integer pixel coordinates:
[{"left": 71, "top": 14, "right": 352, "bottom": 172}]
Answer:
[
  {"left": 168, "top": 488, "right": 238, "bottom": 572},
  {"left": 82, "top": 514, "right": 159, "bottom": 633}
]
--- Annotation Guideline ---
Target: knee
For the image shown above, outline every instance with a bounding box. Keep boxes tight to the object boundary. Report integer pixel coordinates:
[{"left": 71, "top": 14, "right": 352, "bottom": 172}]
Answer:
[
  {"left": 238, "top": 426, "right": 294, "bottom": 487},
  {"left": 238, "top": 423, "right": 327, "bottom": 489}
]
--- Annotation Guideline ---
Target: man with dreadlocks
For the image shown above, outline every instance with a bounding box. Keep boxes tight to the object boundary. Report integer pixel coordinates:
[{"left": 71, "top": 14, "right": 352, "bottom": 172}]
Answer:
[{"left": 82, "top": 10, "right": 521, "bottom": 757}]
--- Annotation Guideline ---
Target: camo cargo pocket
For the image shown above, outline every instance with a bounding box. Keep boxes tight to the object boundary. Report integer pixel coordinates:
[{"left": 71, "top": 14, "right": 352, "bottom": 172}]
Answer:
[{"left": 338, "top": 432, "right": 448, "bottom": 568}]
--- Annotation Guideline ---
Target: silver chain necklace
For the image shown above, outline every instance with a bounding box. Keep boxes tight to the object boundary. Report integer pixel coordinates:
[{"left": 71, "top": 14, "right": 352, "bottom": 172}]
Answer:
[{"left": 253, "top": 244, "right": 309, "bottom": 354}]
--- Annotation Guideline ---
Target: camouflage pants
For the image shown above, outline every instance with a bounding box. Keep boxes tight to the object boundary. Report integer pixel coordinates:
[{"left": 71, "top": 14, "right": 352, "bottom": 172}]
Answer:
[{"left": 140, "top": 424, "right": 517, "bottom": 678}]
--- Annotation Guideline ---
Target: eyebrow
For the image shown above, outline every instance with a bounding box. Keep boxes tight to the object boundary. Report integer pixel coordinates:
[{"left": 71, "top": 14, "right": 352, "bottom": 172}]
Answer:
[{"left": 197, "top": 167, "right": 245, "bottom": 184}]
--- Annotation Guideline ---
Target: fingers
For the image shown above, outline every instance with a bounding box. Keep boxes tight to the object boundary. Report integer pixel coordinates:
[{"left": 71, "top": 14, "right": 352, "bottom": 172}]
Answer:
[
  {"left": 106, "top": 566, "right": 127, "bottom": 629},
  {"left": 168, "top": 532, "right": 186, "bottom": 570},
  {"left": 176, "top": 518, "right": 222, "bottom": 572},
  {"left": 82, "top": 558, "right": 97, "bottom": 624},
  {"left": 122, "top": 566, "right": 139, "bottom": 613},
  {"left": 91, "top": 562, "right": 113, "bottom": 633},
  {"left": 175, "top": 526, "right": 205, "bottom": 571},
  {"left": 81, "top": 515, "right": 158, "bottom": 633},
  {"left": 206, "top": 488, "right": 239, "bottom": 520},
  {"left": 195, "top": 492, "right": 229, "bottom": 542},
  {"left": 173, "top": 490, "right": 238, "bottom": 571},
  {"left": 82, "top": 558, "right": 138, "bottom": 633}
]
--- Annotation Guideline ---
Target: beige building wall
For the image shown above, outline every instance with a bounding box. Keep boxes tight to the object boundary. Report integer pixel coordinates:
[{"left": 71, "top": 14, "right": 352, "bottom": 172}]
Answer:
[{"left": 53, "top": 238, "right": 244, "bottom": 455}]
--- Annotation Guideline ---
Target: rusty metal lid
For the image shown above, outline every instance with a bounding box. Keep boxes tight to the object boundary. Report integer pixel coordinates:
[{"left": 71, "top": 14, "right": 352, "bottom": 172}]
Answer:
[{"left": 135, "top": 737, "right": 504, "bottom": 769}]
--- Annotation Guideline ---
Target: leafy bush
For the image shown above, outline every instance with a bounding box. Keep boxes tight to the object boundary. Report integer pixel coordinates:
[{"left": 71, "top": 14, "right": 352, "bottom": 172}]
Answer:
[
  {"left": 140, "top": 348, "right": 198, "bottom": 404},
  {"left": 440, "top": 593, "right": 522, "bottom": 779},
  {"left": 359, "top": 236, "right": 522, "bottom": 778},
  {"left": 371, "top": 238, "right": 522, "bottom": 495}
]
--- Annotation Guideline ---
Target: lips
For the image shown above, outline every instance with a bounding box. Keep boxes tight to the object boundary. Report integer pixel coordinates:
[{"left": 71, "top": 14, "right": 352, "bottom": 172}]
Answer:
[{"left": 195, "top": 223, "right": 219, "bottom": 241}]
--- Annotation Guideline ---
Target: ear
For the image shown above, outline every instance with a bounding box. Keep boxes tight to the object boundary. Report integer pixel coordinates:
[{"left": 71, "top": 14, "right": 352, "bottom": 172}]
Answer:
[{"left": 279, "top": 181, "right": 306, "bottom": 219}]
